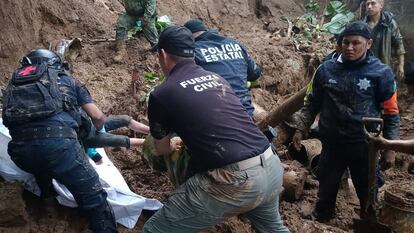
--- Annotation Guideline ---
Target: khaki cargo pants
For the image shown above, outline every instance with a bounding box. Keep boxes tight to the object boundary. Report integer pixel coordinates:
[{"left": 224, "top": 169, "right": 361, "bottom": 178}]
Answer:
[{"left": 142, "top": 147, "right": 290, "bottom": 233}]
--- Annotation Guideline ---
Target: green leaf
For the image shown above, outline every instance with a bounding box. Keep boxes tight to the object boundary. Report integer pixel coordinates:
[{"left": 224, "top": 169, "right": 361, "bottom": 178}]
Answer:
[
  {"left": 305, "top": 0, "right": 320, "bottom": 11},
  {"left": 322, "top": 12, "right": 355, "bottom": 34},
  {"left": 144, "top": 72, "right": 155, "bottom": 81}
]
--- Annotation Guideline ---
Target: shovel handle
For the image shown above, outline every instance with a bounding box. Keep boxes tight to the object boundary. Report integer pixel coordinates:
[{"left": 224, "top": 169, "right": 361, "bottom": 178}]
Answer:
[{"left": 362, "top": 117, "right": 383, "bottom": 137}]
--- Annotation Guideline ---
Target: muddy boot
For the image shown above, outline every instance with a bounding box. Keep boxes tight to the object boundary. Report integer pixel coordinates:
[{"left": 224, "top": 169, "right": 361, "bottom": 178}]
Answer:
[{"left": 113, "top": 40, "right": 126, "bottom": 63}]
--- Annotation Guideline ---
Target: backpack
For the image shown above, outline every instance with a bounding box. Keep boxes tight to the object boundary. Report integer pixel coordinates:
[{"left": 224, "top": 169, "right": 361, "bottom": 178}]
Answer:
[{"left": 2, "top": 62, "right": 63, "bottom": 127}]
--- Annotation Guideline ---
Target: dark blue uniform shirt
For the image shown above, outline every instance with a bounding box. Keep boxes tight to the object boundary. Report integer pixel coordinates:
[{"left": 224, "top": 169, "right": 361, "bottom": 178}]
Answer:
[
  {"left": 148, "top": 60, "right": 269, "bottom": 175},
  {"left": 8, "top": 71, "right": 93, "bottom": 132},
  {"left": 194, "top": 30, "right": 261, "bottom": 117},
  {"left": 305, "top": 54, "right": 396, "bottom": 143}
]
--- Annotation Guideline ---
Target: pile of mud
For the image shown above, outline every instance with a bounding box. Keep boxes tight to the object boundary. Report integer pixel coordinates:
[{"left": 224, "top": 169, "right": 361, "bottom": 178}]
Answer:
[{"left": 1, "top": 0, "right": 413, "bottom": 232}]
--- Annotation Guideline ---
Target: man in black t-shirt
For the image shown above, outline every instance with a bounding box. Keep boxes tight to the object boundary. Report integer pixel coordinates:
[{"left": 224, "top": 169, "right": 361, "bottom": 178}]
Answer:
[{"left": 142, "top": 25, "right": 289, "bottom": 233}]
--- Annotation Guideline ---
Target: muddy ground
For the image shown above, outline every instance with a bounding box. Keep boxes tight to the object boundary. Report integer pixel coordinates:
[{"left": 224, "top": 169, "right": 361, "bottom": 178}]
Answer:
[{"left": 0, "top": 0, "right": 413, "bottom": 232}]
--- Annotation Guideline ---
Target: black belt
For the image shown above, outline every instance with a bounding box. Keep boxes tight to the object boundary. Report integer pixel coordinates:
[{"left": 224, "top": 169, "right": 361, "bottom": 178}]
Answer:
[{"left": 10, "top": 126, "right": 77, "bottom": 141}]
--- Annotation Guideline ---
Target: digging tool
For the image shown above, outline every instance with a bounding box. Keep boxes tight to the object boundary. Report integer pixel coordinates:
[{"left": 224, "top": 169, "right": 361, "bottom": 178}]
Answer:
[{"left": 353, "top": 117, "right": 392, "bottom": 233}]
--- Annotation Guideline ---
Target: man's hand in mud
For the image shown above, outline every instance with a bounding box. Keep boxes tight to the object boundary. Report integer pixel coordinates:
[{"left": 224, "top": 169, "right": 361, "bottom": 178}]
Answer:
[
  {"left": 292, "top": 130, "right": 303, "bottom": 152},
  {"left": 380, "top": 150, "right": 396, "bottom": 171},
  {"left": 170, "top": 137, "right": 183, "bottom": 152}
]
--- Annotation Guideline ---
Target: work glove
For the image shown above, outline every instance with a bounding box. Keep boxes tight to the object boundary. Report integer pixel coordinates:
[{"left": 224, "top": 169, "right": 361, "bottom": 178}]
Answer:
[
  {"left": 292, "top": 130, "right": 303, "bottom": 152},
  {"left": 380, "top": 150, "right": 395, "bottom": 171}
]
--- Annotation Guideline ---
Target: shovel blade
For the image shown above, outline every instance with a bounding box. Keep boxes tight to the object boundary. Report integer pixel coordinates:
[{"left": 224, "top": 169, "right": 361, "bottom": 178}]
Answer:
[{"left": 353, "top": 218, "right": 392, "bottom": 233}]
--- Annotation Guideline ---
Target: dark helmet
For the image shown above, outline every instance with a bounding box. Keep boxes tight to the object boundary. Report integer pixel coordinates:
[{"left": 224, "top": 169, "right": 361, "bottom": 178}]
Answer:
[{"left": 20, "top": 48, "right": 62, "bottom": 68}]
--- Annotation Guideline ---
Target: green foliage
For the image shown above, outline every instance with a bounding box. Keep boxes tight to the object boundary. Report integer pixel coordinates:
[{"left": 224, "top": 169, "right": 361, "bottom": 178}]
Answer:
[
  {"left": 156, "top": 15, "right": 172, "bottom": 33},
  {"left": 305, "top": 0, "right": 320, "bottom": 12},
  {"left": 128, "top": 15, "right": 172, "bottom": 38},
  {"left": 139, "top": 72, "right": 165, "bottom": 104},
  {"left": 325, "top": 1, "right": 349, "bottom": 17},
  {"left": 322, "top": 12, "right": 354, "bottom": 34},
  {"left": 287, "top": 0, "right": 354, "bottom": 41}
]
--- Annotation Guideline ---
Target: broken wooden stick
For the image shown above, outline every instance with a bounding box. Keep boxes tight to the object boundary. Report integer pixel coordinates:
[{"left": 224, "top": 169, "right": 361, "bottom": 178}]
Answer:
[{"left": 257, "top": 86, "right": 307, "bottom": 131}]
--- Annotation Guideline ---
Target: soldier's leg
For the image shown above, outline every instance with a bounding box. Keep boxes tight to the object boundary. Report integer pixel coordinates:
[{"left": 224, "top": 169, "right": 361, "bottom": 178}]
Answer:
[
  {"left": 116, "top": 13, "right": 138, "bottom": 41},
  {"left": 142, "top": 16, "right": 159, "bottom": 46}
]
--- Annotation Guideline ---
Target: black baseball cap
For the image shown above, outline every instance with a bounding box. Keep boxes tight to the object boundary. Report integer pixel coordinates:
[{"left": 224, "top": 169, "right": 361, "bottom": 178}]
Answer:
[
  {"left": 184, "top": 18, "right": 208, "bottom": 33},
  {"left": 151, "top": 25, "right": 195, "bottom": 57},
  {"left": 341, "top": 21, "right": 372, "bottom": 39}
]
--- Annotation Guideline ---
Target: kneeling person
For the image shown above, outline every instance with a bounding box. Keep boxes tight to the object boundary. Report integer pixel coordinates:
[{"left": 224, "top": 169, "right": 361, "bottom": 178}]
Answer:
[{"left": 142, "top": 26, "right": 289, "bottom": 233}]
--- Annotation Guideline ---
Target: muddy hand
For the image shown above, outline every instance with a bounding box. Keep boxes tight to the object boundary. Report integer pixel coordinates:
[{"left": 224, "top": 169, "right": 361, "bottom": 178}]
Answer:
[
  {"left": 380, "top": 150, "right": 396, "bottom": 171},
  {"left": 170, "top": 137, "right": 183, "bottom": 152},
  {"left": 292, "top": 130, "right": 303, "bottom": 152},
  {"left": 396, "top": 65, "right": 405, "bottom": 82},
  {"left": 366, "top": 134, "right": 387, "bottom": 149}
]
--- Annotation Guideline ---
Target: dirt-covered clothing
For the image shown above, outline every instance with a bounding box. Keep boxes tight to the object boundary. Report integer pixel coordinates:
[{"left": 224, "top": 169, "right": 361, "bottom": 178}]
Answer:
[
  {"left": 314, "top": 140, "right": 378, "bottom": 219},
  {"left": 145, "top": 59, "right": 288, "bottom": 232},
  {"left": 294, "top": 54, "right": 396, "bottom": 220},
  {"left": 5, "top": 69, "right": 118, "bottom": 233},
  {"left": 142, "top": 152, "right": 289, "bottom": 233},
  {"left": 296, "top": 54, "right": 396, "bottom": 143},
  {"left": 116, "top": 0, "right": 158, "bottom": 44},
  {"left": 193, "top": 30, "right": 261, "bottom": 117},
  {"left": 148, "top": 60, "right": 269, "bottom": 176},
  {"left": 81, "top": 114, "right": 132, "bottom": 149},
  {"left": 364, "top": 11, "right": 406, "bottom": 67}
]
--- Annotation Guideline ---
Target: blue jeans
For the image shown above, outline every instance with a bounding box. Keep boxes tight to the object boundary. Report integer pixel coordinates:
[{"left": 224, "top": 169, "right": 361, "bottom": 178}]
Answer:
[
  {"left": 8, "top": 138, "right": 118, "bottom": 233},
  {"left": 142, "top": 147, "right": 290, "bottom": 233}
]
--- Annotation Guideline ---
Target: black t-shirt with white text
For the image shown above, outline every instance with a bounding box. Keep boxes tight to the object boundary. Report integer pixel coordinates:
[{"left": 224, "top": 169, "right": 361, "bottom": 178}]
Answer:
[{"left": 148, "top": 60, "right": 269, "bottom": 175}]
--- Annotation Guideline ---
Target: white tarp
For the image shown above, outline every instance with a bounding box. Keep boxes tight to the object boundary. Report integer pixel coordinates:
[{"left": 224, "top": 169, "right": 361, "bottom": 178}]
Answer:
[{"left": 0, "top": 119, "right": 162, "bottom": 229}]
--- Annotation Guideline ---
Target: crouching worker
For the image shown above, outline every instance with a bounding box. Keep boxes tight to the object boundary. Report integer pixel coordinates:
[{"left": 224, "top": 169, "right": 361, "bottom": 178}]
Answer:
[
  {"left": 2, "top": 49, "right": 118, "bottom": 233},
  {"left": 142, "top": 26, "right": 289, "bottom": 233}
]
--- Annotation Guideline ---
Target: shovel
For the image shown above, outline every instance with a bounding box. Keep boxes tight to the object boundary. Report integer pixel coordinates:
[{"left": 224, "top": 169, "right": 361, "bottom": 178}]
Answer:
[{"left": 353, "top": 117, "right": 392, "bottom": 233}]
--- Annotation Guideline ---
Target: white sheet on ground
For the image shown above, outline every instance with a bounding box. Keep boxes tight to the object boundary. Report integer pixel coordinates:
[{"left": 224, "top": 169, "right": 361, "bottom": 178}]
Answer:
[{"left": 0, "top": 119, "right": 162, "bottom": 229}]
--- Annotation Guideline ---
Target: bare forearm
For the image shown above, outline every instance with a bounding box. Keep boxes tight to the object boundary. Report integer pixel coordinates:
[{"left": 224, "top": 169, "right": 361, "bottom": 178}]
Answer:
[
  {"left": 82, "top": 103, "right": 106, "bottom": 130},
  {"left": 383, "top": 139, "right": 414, "bottom": 154},
  {"left": 399, "top": 54, "right": 404, "bottom": 67},
  {"left": 129, "top": 120, "right": 150, "bottom": 134}
]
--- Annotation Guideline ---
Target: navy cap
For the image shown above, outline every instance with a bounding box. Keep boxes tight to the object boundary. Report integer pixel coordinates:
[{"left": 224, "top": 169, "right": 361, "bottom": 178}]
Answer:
[
  {"left": 151, "top": 25, "right": 195, "bottom": 57},
  {"left": 184, "top": 18, "right": 208, "bottom": 33},
  {"left": 342, "top": 21, "right": 372, "bottom": 39}
]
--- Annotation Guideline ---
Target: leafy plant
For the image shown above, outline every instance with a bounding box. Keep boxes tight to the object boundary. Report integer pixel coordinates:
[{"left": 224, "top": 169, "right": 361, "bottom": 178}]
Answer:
[
  {"left": 139, "top": 72, "right": 165, "bottom": 104},
  {"left": 322, "top": 12, "right": 354, "bottom": 34},
  {"left": 305, "top": 0, "right": 320, "bottom": 12},
  {"left": 325, "top": 1, "right": 349, "bottom": 17},
  {"left": 156, "top": 15, "right": 172, "bottom": 33}
]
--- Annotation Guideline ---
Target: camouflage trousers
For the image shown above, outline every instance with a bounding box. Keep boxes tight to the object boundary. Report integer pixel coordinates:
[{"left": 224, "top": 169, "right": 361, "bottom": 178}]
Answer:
[{"left": 116, "top": 12, "right": 158, "bottom": 45}]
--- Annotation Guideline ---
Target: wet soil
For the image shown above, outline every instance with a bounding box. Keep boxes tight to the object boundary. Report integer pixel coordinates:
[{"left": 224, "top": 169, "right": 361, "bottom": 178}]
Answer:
[{"left": 0, "top": 0, "right": 413, "bottom": 232}]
